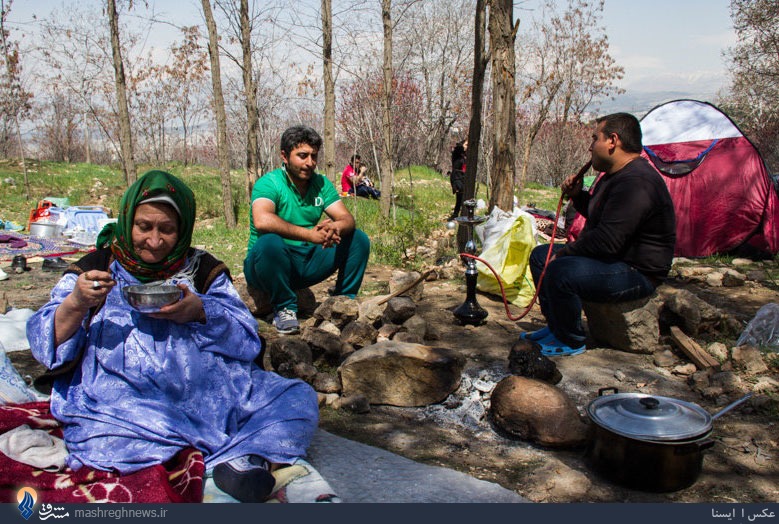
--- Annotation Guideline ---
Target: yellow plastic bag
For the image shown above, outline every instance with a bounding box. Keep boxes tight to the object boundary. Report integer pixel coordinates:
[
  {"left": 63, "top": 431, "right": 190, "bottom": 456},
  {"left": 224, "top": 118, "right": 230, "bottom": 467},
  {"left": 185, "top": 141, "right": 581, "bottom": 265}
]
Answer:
[{"left": 475, "top": 212, "right": 536, "bottom": 307}]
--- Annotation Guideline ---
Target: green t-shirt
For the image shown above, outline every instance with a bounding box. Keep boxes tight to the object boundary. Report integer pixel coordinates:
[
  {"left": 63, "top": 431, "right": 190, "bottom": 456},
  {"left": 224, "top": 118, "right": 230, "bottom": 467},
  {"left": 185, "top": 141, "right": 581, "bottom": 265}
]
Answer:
[{"left": 247, "top": 167, "right": 341, "bottom": 248}]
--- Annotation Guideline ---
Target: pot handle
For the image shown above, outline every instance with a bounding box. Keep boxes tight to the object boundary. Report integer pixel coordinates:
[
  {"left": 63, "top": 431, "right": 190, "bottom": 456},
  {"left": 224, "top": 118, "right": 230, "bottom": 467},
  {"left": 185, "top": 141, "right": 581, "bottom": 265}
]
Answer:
[
  {"left": 597, "top": 387, "right": 619, "bottom": 397},
  {"left": 699, "top": 439, "right": 716, "bottom": 452},
  {"left": 673, "top": 439, "right": 716, "bottom": 456},
  {"left": 711, "top": 393, "right": 753, "bottom": 421}
]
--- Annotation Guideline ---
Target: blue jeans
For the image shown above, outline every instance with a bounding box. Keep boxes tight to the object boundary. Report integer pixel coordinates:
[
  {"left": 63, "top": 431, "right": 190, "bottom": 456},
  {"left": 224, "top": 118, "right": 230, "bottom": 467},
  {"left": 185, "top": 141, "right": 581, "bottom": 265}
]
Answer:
[
  {"left": 244, "top": 229, "right": 370, "bottom": 312},
  {"left": 354, "top": 184, "right": 381, "bottom": 199},
  {"left": 529, "top": 244, "right": 657, "bottom": 347}
]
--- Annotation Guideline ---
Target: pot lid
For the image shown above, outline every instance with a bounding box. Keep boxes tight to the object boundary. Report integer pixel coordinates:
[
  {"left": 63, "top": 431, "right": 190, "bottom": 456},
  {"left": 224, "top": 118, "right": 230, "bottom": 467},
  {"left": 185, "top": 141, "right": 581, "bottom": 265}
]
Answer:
[{"left": 587, "top": 393, "right": 712, "bottom": 441}]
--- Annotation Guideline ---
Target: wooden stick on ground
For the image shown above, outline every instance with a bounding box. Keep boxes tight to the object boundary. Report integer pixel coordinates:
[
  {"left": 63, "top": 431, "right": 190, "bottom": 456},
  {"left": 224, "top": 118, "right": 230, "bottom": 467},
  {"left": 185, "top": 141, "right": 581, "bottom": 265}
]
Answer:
[
  {"left": 669, "top": 326, "right": 720, "bottom": 369},
  {"left": 377, "top": 269, "right": 435, "bottom": 306}
]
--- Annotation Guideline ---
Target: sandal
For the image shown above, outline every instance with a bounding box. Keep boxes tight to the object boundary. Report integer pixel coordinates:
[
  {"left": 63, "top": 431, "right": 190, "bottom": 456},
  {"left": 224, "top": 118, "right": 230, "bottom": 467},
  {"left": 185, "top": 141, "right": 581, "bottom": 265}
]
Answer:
[
  {"left": 535, "top": 333, "right": 585, "bottom": 356},
  {"left": 518, "top": 326, "right": 550, "bottom": 342}
]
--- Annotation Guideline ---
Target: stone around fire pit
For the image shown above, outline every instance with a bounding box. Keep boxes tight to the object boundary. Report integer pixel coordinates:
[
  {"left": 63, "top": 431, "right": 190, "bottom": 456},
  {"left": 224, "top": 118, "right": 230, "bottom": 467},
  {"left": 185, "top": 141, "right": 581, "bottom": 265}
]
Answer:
[
  {"left": 338, "top": 340, "right": 465, "bottom": 407},
  {"left": 507, "top": 339, "right": 562, "bottom": 384},
  {"left": 490, "top": 375, "right": 590, "bottom": 448}
]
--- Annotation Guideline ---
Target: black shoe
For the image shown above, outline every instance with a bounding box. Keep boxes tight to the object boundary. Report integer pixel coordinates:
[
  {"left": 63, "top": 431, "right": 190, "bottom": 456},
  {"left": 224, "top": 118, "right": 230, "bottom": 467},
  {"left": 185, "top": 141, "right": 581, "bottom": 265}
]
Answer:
[
  {"left": 213, "top": 455, "right": 275, "bottom": 502},
  {"left": 42, "top": 257, "right": 69, "bottom": 272},
  {"left": 11, "top": 255, "right": 28, "bottom": 273}
]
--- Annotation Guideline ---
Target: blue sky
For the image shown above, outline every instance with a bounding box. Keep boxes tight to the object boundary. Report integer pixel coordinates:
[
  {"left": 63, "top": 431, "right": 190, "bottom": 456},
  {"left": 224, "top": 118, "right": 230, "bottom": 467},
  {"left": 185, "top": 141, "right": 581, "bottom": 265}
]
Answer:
[
  {"left": 600, "top": 0, "right": 735, "bottom": 96},
  {"left": 9, "top": 0, "right": 736, "bottom": 100}
]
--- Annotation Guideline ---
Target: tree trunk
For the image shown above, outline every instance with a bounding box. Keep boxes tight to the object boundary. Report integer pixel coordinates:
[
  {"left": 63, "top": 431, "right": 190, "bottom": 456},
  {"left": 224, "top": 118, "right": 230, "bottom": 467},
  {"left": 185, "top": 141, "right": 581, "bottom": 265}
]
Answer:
[
  {"left": 201, "top": 0, "right": 236, "bottom": 229},
  {"left": 488, "top": 0, "right": 517, "bottom": 213},
  {"left": 241, "top": 0, "right": 259, "bottom": 199},
  {"left": 321, "top": 0, "right": 336, "bottom": 185},
  {"left": 379, "top": 0, "right": 394, "bottom": 217},
  {"left": 0, "top": 1, "right": 28, "bottom": 198},
  {"left": 83, "top": 110, "right": 91, "bottom": 164},
  {"left": 457, "top": 0, "right": 488, "bottom": 252},
  {"left": 106, "top": 0, "right": 136, "bottom": 185}
]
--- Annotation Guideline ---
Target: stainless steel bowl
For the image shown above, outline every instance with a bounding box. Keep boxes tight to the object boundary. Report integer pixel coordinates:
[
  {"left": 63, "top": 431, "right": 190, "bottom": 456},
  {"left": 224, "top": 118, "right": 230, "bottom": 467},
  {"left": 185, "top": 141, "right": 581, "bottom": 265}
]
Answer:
[{"left": 122, "top": 284, "right": 182, "bottom": 313}]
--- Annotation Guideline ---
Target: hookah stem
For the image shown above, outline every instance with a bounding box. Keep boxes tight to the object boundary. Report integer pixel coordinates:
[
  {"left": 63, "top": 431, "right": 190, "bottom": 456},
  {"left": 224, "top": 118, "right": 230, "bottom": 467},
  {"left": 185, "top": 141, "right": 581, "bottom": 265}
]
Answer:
[{"left": 459, "top": 160, "right": 592, "bottom": 322}]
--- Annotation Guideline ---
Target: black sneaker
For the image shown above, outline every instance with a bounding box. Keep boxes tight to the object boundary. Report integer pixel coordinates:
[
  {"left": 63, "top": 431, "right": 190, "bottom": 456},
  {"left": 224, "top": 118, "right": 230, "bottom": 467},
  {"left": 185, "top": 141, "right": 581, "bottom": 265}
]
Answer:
[
  {"left": 41, "top": 257, "right": 69, "bottom": 272},
  {"left": 213, "top": 455, "right": 275, "bottom": 502}
]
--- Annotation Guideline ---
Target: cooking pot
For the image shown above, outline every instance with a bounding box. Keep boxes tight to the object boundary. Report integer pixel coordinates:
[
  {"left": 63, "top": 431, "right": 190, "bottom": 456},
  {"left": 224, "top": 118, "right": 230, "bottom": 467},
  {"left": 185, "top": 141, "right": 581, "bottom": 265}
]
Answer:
[
  {"left": 585, "top": 388, "right": 752, "bottom": 492},
  {"left": 29, "top": 221, "right": 64, "bottom": 239}
]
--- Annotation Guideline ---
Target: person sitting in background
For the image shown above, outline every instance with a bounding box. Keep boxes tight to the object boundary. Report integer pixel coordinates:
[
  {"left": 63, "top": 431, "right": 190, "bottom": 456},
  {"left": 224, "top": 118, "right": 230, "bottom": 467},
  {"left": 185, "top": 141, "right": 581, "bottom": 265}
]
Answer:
[
  {"left": 245, "top": 126, "right": 370, "bottom": 335},
  {"left": 341, "top": 154, "right": 380, "bottom": 199},
  {"left": 27, "top": 170, "right": 319, "bottom": 503}
]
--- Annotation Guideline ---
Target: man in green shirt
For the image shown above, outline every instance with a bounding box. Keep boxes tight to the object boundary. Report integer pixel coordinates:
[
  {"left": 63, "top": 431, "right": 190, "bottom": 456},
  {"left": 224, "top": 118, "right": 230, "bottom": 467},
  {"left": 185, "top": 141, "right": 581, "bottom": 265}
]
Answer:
[{"left": 244, "top": 125, "right": 370, "bottom": 334}]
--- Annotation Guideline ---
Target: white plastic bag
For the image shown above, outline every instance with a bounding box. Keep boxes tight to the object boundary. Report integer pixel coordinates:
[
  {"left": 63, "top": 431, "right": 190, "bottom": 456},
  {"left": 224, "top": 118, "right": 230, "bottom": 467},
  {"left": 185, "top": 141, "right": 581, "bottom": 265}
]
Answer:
[
  {"left": 474, "top": 207, "right": 517, "bottom": 249},
  {"left": 737, "top": 303, "right": 779, "bottom": 352}
]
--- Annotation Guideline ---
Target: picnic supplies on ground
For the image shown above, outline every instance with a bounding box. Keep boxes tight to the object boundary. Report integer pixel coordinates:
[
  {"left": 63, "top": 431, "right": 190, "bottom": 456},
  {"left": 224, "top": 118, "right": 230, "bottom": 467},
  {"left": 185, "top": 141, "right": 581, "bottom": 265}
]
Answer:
[
  {"left": 0, "top": 234, "right": 80, "bottom": 262},
  {"left": 473, "top": 207, "right": 537, "bottom": 308}
]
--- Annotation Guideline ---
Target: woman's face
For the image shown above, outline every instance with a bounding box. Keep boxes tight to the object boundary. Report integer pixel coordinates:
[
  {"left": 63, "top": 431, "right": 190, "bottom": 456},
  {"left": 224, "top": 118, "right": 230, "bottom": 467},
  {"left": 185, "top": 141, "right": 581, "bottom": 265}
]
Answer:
[{"left": 132, "top": 202, "right": 179, "bottom": 264}]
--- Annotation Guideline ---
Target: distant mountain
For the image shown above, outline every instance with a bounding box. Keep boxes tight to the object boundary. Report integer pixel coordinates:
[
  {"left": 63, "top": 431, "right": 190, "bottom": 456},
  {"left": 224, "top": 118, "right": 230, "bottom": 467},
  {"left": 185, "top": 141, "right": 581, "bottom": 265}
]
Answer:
[{"left": 596, "top": 90, "right": 723, "bottom": 117}]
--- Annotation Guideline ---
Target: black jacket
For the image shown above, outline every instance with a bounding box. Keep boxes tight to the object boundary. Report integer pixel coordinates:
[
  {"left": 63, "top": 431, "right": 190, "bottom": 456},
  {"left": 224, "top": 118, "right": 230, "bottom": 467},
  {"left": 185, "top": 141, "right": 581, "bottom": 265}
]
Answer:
[{"left": 557, "top": 157, "right": 676, "bottom": 280}]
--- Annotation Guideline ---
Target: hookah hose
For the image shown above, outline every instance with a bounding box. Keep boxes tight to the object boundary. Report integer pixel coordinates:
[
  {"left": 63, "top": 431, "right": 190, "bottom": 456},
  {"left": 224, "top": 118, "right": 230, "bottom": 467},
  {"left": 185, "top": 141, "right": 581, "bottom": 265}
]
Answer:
[{"left": 459, "top": 160, "right": 592, "bottom": 322}]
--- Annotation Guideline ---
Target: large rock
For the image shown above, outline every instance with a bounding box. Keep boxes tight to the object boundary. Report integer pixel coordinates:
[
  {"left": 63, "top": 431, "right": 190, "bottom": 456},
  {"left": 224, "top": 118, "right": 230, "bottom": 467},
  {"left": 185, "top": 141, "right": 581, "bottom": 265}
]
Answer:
[
  {"left": 490, "top": 376, "right": 589, "bottom": 448},
  {"left": 583, "top": 294, "right": 661, "bottom": 354},
  {"left": 338, "top": 340, "right": 465, "bottom": 407}
]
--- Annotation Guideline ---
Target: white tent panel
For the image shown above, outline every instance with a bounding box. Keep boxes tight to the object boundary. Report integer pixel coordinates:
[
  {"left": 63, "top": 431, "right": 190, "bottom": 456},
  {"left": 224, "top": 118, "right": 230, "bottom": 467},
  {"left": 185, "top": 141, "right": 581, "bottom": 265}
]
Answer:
[{"left": 641, "top": 99, "right": 742, "bottom": 145}]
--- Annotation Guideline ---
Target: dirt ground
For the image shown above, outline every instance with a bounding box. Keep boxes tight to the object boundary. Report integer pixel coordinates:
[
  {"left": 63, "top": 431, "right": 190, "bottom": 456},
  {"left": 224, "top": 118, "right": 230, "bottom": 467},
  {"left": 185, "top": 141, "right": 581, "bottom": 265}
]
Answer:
[{"left": 2, "top": 254, "right": 778, "bottom": 503}]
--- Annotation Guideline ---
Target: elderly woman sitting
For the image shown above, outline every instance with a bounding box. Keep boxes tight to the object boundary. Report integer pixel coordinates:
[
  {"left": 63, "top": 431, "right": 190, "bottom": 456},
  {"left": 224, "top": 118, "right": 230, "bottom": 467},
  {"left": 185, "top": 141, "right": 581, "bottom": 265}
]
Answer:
[{"left": 27, "top": 170, "right": 318, "bottom": 502}]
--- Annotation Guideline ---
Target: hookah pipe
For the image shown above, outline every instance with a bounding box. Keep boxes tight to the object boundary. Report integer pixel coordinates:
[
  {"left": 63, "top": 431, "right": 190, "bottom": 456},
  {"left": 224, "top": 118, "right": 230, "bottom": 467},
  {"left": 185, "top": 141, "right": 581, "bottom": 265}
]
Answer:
[{"left": 457, "top": 160, "right": 592, "bottom": 322}]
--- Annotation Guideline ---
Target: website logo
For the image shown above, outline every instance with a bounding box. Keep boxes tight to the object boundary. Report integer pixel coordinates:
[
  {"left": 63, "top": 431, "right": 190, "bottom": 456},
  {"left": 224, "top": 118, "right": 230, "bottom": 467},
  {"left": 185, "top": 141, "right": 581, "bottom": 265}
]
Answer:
[{"left": 16, "top": 487, "right": 37, "bottom": 520}]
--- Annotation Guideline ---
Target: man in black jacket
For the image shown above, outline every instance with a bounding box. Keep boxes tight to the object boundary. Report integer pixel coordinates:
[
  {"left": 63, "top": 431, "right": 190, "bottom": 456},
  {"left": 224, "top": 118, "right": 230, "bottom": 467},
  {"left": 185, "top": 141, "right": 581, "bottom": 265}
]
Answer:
[{"left": 522, "top": 112, "right": 676, "bottom": 356}]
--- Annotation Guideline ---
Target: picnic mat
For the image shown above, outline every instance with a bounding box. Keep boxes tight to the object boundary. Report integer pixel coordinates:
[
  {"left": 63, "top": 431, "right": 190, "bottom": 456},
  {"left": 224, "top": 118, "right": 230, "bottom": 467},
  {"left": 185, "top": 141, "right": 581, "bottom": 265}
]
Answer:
[
  {"left": 0, "top": 234, "right": 81, "bottom": 262},
  {"left": 0, "top": 402, "right": 205, "bottom": 503}
]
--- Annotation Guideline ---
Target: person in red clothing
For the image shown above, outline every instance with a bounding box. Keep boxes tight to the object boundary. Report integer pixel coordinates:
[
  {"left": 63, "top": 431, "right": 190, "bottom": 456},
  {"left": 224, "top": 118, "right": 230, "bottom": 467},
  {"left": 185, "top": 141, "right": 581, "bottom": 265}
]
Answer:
[{"left": 341, "top": 154, "right": 380, "bottom": 199}]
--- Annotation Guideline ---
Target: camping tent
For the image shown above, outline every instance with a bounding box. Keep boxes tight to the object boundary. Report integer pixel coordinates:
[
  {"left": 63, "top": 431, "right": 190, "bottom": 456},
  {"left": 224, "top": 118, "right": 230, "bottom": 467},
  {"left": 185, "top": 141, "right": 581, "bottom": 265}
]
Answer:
[{"left": 639, "top": 99, "right": 779, "bottom": 257}]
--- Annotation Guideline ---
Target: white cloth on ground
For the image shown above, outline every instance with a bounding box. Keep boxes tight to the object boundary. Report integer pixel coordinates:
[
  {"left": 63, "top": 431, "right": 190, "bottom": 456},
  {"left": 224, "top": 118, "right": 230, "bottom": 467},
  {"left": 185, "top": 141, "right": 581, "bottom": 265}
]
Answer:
[
  {"left": 0, "top": 424, "right": 67, "bottom": 471},
  {"left": 0, "top": 308, "right": 35, "bottom": 352}
]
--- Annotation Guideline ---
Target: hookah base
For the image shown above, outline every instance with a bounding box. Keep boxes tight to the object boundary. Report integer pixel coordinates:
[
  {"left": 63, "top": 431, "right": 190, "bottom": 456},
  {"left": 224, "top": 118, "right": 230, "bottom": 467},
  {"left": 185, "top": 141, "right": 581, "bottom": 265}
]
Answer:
[{"left": 453, "top": 300, "right": 488, "bottom": 326}]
